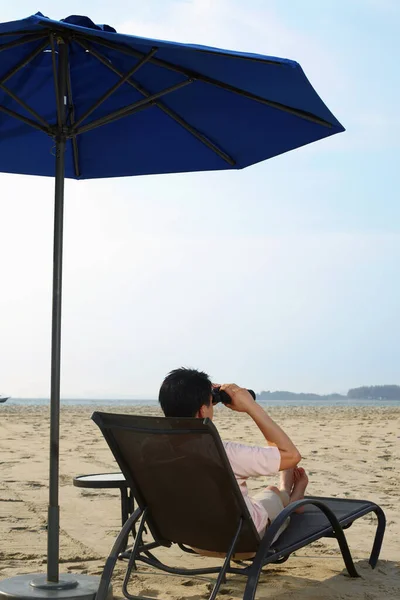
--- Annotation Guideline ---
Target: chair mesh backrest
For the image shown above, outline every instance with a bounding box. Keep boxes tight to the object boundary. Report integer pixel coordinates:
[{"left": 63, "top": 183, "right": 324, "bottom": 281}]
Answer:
[{"left": 92, "top": 412, "right": 260, "bottom": 553}]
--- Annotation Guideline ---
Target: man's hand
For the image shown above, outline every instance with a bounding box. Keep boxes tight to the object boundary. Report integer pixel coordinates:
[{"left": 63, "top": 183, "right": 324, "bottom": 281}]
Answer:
[{"left": 220, "top": 383, "right": 255, "bottom": 412}]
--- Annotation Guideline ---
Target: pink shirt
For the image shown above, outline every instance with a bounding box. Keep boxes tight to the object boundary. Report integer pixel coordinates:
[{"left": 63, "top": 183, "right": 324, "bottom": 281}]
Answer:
[{"left": 223, "top": 441, "right": 281, "bottom": 534}]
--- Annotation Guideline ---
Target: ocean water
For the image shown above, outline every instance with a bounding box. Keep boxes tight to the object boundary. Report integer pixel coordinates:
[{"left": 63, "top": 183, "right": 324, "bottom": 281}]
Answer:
[{"left": 4, "top": 397, "right": 400, "bottom": 408}]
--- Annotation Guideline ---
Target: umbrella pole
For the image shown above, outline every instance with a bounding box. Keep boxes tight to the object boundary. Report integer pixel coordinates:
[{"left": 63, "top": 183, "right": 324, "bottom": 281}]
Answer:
[
  {"left": 47, "top": 137, "right": 65, "bottom": 583},
  {"left": 47, "top": 39, "right": 68, "bottom": 584}
]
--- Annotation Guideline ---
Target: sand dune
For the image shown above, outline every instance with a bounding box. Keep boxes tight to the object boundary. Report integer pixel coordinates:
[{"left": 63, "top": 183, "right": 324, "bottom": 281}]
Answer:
[{"left": 0, "top": 404, "right": 399, "bottom": 599}]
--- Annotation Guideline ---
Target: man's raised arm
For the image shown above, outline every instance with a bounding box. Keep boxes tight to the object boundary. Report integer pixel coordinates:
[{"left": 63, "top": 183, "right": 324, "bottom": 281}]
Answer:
[{"left": 220, "top": 383, "right": 301, "bottom": 471}]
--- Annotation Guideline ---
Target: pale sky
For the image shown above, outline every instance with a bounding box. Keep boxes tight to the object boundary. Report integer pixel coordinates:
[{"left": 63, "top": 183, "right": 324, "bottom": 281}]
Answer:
[{"left": 0, "top": 0, "right": 399, "bottom": 398}]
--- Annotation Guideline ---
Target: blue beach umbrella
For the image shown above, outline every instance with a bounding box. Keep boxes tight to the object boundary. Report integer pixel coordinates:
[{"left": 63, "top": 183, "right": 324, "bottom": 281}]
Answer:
[{"left": 0, "top": 11, "right": 344, "bottom": 599}]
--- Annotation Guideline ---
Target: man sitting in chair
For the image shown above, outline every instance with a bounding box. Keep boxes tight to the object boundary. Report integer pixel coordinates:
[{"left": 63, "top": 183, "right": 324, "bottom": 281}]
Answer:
[{"left": 159, "top": 367, "right": 309, "bottom": 540}]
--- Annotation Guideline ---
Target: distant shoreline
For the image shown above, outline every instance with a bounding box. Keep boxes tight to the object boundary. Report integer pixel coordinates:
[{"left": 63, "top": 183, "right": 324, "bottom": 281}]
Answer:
[
  {"left": 4, "top": 397, "right": 400, "bottom": 408},
  {"left": 257, "top": 393, "right": 400, "bottom": 401},
  {"left": 5, "top": 385, "right": 400, "bottom": 405}
]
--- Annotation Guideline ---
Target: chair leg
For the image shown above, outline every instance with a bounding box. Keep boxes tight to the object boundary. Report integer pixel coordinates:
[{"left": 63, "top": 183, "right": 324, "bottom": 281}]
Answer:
[
  {"left": 123, "top": 510, "right": 148, "bottom": 599},
  {"left": 95, "top": 508, "right": 143, "bottom": 600},
  {"left": 332, "top": 522, "right": 359, "bottom": 578},
  {"left": 207, "top": 519, "right": 243, "bottom": 600},
  {"left": 242, "top": 554, "right": 263, "bottom": 600},
  {"left": 369, "top": 506, "right": 386, "bottom": 569},
  {"left": 120, "top": 488, "right": 133, "bottom": 551}
]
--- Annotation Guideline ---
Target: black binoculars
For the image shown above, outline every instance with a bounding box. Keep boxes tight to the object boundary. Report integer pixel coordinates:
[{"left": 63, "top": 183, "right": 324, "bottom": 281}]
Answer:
[{"left": 211, "top": 386, "right": 256, "bottom": 405}]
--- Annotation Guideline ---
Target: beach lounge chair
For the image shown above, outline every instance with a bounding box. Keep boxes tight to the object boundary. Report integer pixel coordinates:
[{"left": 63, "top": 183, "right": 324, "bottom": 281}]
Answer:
[{"left": 91, "top": 411, "right": 386, "bottom": 600}]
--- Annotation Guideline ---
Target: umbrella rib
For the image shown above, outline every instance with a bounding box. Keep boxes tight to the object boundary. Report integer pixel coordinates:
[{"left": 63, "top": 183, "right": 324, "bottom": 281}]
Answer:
[
  {"left": 0, "top": 38, "right": 49, "bottom": 84},
  {"left": 0, "top": 82, "right": 50, "bottom": 129},
  {"left": 66, "top": 50, "right": 80, "bottom": 177},
  {"left": 0, "top": 30, "right": 37, "bottom": 37},
  {"left": 0, "top": 103, "right": 50, "bottom": 134},
  {"left": 154, "top": 102, "right": 236, "bottom": 165},
  {"left": 73, "top": 78, "right": 193, "bottom": 136},
  {"left": 78, "top": 35, "right": 333, "bottom": 128},
  {"left": 76, "top": 40, "right": 235, "bottom": 166},
  {"left": 0, "top": 30, "right": 46, "bottom": 37},
  {"left": 0, "top": 38, "right": 52, "bottom": 134},
  {"left": 73, "top": 47, "right": 158, "bottom": 129},
  {"left": 0, "top": 33, "right": 47, "bottom": 51},
  {"left": 50, "top": 34, "right": 63, "bottom": 130}
]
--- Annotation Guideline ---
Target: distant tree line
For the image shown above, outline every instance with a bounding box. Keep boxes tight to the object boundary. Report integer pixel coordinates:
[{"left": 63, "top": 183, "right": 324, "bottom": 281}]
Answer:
[
  {"left": 257, "top": 391, "right": 346, "bottom": 401},
  {"left": 257, "top": 385, "right": 400, "bottom": 401},
  {"left": 347, "top": 385, "right": 400, "bottom": 400}
]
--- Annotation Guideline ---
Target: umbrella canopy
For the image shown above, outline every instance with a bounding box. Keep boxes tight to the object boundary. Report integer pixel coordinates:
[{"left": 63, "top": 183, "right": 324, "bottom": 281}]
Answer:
[
  {"left": 0, "top": 12, "right": 344, "bottom": 180},
  {"left": 0, "top": 11, "right": 344, "bottom": 595}
]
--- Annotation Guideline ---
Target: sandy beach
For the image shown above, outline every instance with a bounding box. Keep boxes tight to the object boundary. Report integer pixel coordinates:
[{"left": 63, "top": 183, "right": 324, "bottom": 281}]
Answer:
[{"left": 0, "top": 404, "right": 399, "bottom": 599}]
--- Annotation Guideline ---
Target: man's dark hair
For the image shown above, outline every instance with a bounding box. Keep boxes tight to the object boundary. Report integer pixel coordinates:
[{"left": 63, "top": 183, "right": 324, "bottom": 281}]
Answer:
[{"left": 159, "top": 367, "right": 212, "bottom": 417}]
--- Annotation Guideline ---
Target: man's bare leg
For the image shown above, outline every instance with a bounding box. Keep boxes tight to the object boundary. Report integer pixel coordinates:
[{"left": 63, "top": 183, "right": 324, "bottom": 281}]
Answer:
[
  {"left": 279, "top": 468, "right": 294, "bottom": 506},
  {"left": 278, "top": 467, "right": 309, "bottom": 512},
  {"left": 288, "top": 467, "right": 309, "bottom": 513},
  {"left": 266, "top": 467, "right": 309, "bottom": 515}
]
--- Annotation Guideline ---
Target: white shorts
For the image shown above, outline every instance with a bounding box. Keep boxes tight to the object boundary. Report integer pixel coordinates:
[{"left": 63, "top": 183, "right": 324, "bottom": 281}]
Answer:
[
  {"left": 192, "top": 489, "right": 290, "bottom": 558},
  {"left": 253, "top": 488, "right": 290, "bottom": 542}
]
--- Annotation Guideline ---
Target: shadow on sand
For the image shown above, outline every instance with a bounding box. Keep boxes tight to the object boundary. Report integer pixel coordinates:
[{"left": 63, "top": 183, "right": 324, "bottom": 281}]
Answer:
[{"left": 108, "top": 558, "right": 400, "bottom": 600}]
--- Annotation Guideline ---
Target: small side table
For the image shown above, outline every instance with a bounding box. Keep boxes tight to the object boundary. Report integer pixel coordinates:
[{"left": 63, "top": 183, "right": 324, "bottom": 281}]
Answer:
[{"left": 73, "top": 472, "right": 135, "bottom": 549}]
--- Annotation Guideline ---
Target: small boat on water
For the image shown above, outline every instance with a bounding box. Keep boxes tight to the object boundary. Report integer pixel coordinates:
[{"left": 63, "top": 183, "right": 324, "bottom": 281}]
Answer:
[{"left": 0, "top": 395, "right": 10, "bottom": 403}]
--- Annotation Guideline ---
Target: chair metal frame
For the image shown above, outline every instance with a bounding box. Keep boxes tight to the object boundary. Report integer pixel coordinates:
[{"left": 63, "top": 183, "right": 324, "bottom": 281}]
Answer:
[{"left": 91, "top": 412, "right": 386, "bottom": 600}]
